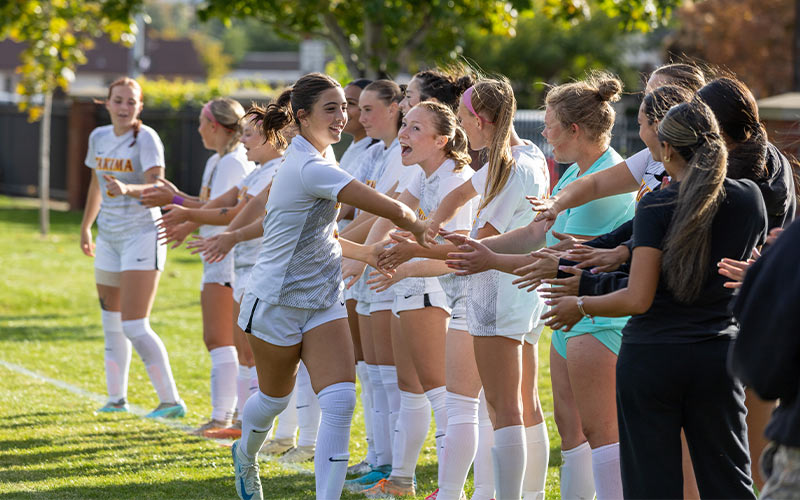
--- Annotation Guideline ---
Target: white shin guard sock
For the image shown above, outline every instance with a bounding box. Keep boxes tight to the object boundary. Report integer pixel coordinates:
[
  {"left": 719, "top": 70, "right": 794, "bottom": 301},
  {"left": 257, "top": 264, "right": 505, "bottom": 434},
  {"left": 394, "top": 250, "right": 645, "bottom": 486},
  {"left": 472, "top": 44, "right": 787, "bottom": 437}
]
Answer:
[
  {"left": 315, "top": 382, "right": 356, "bottom": 500},
  {"left": 591, "top": 442, "right": 622, "bottom": 500},
  {"left": 209, "top": 346, "right": 238, "bottom": 422},
  {"left": 273, "top": 386, "right": 298, "bottom": 441},
  {"left": 472, "top": 392, "right": 495, "bottom": 500},
  {"left": 356, "top": 361, "right": 376, "bottom": 465},
  {"left": 560, "top": 441, "right": 595, "bottom": 500},
  {"left": 379, "top": 365, "right": 400, "bottom": 442},
  {"left": 369, "top": 364, "right": 392, "bottom": 466},
  {"left": 241, "top": 390, "right": 292, "bottom": 459},
  {"left": 236, "top": 364, "right": 252, "bottom": 420},
  {"left": 101, "top": 310, "right": 130, "bottom": 403},
  {"left": 426, "top": 386, "right": 448, "bottom": 485},
  {"left": 122, "top": 318, "right": 179, "bottom": 404},
  {"left": 439, "top": 392, "right": 480, "bottom": 500},
  {"left": 492, "top": 425, "right": 526, "bottom": 500},
  {"left": 522, "top": 422, "right": 549, "bottom": 500},
  {"left": 297, "top": 361, "right": 321, "bottom": 447},
  {"left": 391, "top": 391, "right": 431, "bottom": 480}
]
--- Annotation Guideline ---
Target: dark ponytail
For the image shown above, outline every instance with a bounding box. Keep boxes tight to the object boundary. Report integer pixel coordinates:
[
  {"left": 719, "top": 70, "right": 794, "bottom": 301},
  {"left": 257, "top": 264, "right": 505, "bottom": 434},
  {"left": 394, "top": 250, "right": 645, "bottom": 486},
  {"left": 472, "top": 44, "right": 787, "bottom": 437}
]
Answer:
[
  {"left": 414, "top": 64, "right": 477, "bottom": 111},
  {"left": 657, "top": 99, "right": 728, "bottom": 302}
]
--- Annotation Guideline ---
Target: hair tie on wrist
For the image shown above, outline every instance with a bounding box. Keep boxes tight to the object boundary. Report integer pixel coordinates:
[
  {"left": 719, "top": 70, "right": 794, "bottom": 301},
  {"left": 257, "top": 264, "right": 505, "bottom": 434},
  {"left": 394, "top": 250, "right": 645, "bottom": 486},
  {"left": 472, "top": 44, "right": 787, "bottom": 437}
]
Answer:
[{"left": 172, "top": 195, "right": 185, "bottom": 206}]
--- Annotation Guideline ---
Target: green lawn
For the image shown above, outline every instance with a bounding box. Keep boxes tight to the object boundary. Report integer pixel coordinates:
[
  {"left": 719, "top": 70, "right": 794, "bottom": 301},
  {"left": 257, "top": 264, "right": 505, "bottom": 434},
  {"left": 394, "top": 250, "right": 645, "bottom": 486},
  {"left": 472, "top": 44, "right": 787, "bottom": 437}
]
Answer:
[{"left": 0, "top": 196, "right": 562, "bottom": 499}]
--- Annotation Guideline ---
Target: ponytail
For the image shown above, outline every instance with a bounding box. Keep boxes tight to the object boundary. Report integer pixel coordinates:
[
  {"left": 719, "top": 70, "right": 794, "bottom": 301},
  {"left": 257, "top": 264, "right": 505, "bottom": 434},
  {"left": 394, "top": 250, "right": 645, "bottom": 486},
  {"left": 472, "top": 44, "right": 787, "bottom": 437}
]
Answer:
[
  {"left": 259, "top": 89, "right": 293, "bottom": 151},
  {"left": 466, "top": 78, "right": 515, "bottom": 210},
  {"left": 657, "top": 100, "right": 728, "bottom": 302}
]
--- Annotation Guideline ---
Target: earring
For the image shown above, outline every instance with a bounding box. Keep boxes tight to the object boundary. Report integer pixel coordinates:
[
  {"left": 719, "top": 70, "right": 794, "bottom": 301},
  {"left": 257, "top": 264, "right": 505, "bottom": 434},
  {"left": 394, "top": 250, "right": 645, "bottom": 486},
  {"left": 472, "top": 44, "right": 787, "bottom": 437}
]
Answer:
[{"left": 664, "top": 155, "right": 671, "bottom": 162}]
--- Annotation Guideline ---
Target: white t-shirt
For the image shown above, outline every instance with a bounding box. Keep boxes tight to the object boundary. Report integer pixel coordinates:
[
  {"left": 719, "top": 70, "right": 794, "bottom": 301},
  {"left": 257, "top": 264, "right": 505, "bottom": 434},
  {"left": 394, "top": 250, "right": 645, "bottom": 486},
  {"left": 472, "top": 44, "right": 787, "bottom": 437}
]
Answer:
[
  {"left": 338, "top": 136, "right": 374, "bottom": 176},
  {"left": 467, "top": 141, "right": 551, "bottom": 336},
  {"left": 233, "top": 157, "right": 282, "bottom": 269},
  {"left": 626, "top": 148, "right": 667, "bottom": 204},
  {"left": 198, "top": 144, "right": 255, "bottom": 238},
  {"left": 85, "top": 124, "right": 164, "bottom": 234},
  {"left": 247, "top": 135, "right": 354, "bottom": 309},
  {"left": 395, "top": 159, "right": 476, "bottom": 297}
]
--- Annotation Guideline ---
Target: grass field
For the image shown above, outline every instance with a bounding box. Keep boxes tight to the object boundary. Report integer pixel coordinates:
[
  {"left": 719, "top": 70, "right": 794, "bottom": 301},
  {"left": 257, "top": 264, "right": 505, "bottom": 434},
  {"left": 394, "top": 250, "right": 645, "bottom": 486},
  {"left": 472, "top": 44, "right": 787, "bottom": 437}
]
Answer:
[{"left": 0, "top": 196, "right": 563, "bottom": 499}]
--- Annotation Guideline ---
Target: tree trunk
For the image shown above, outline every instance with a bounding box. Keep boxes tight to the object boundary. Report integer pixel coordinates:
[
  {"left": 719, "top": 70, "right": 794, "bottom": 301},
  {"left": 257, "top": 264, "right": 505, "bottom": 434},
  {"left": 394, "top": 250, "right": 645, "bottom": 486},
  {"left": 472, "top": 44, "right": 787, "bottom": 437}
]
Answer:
[{"left": 39, "top": 91, "right": 52, "bottom": 236}]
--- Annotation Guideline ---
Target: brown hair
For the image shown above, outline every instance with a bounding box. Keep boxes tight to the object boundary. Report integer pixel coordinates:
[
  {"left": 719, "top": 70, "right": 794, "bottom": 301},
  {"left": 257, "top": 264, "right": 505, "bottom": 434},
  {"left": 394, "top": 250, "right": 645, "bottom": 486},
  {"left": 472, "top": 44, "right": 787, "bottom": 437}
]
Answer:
[
  {"left": 545, "top": 71, "right": 623, "bottom": 146},
  {"left": 657, "top": 99, "right": 728, "bottom": 303},
  {"left": 414, "top": 101, "right": 472, "bottom": 172},
  {"left": 650, "top": 63, "right": 706, "bottom": 93},
  {"left": 364, "top": 79, "right": 404, "bottom": 129},
  {"left": 245, "top": 102, "right": 288, "bottom": 151},
  {"left": 413, "top": 63, "right": 476, "bottom": 111},
  {"left": 103, "top": 77, "right": 143, "bottom": 147},
  {"left": 260, "top": 72, "right": 341, "bottom": 148},
  {"left": 204, "top": 97, "right": 246, "bottom": 156},
  {"left": 469, "top": 77, "right": 516, "bottom": 210},
  {"left": 642, "top": 85, "right": 695, "bottom": 125}
]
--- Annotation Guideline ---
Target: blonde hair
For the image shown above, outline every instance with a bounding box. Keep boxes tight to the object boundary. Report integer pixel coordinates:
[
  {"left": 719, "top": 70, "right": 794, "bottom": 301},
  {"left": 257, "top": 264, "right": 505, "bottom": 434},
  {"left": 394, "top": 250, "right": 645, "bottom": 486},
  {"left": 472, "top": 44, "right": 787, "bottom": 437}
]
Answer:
[
  {"left": 206, "top": 97, "right": 246, "bottom": 156},
  {"left": 469, "top": 77, "right": 516, "bottom": 210},
  {"left": 545, "top": 71, "right": 623, "bottom": 147},
  {"left": 414, "top": 101, "right": 471, "bottom": 172}
]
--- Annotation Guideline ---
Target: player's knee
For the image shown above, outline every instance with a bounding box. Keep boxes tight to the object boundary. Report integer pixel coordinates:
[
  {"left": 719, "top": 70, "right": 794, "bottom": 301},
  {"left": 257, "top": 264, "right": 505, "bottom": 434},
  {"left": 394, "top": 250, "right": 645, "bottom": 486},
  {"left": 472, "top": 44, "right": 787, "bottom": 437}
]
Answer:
[{"left": 318, "top": 382, "right": 356, "bottom": 427}]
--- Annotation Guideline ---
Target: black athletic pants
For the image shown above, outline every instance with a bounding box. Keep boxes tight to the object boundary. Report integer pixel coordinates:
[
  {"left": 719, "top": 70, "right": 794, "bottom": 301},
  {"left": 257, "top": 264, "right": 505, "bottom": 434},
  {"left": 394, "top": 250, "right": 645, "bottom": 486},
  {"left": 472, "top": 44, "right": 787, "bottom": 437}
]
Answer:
[{"left": 616, "top": 339, "right": 755, "bottom": 499}]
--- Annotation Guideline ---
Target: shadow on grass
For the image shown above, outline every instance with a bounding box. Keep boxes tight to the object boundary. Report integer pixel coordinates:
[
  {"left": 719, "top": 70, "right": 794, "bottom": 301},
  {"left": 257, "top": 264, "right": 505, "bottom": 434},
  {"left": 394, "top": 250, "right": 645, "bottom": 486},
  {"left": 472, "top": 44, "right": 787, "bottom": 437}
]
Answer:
[{"left": 0, "top": 324, "right": 99, "bottom": 342}]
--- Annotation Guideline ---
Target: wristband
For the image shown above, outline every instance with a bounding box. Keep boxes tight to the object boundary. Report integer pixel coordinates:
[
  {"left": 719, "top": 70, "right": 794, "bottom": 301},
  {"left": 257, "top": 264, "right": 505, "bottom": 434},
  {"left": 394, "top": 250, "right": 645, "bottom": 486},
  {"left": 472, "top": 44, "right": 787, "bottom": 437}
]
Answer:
[
  {"left": 576, "top": 296, "right": 595, "bottom": 324},
  {"left": 172, "top": 195, "right": 185, "bottom": 206}
]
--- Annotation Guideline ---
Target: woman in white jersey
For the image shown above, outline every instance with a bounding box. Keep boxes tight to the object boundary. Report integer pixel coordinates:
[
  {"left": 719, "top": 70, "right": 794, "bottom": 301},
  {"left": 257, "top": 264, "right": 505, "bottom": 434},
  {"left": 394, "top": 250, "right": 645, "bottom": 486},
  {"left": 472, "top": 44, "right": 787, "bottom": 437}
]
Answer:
[
  {"left": 80, "top": 77, "right": 184, "bottom": 418},
  {"left": 156, "top": 108, "right": 281, "bottom": 438},
  {"left": 340, "top": 80, "right": 414, "bottom": 492},
  {"left": 229, "top": 72, "right": 427, "bottom": 500},
  {"left": 142, "top": 98, "right": 254, "bottom": 432},
  {"left": 380, "top": 78, "right": 552, "bottom": 500}
]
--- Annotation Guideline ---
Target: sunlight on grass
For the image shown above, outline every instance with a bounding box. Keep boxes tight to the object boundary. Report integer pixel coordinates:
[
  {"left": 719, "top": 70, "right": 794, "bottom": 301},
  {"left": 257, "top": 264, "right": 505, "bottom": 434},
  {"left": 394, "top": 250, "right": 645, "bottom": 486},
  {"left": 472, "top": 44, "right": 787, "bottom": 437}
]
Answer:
[{"left": 0, "top": 196, "right": 562, "bottom": 499}]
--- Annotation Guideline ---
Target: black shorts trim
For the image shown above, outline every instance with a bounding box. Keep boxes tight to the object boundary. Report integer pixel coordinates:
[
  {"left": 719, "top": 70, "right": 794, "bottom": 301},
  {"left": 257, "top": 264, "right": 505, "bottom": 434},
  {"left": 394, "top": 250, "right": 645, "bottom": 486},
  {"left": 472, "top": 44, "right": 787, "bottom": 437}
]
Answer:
[{"left": 245, "top": 298, "right": 260, "bottom": 334}]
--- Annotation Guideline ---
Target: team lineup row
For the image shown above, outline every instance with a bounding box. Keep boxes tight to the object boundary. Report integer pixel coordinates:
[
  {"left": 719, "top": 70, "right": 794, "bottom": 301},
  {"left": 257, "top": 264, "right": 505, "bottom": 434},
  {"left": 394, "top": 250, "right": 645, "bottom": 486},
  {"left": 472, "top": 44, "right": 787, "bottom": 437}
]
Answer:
[{"left": 79, "top": 63, "right": 796, "bottom": 499}]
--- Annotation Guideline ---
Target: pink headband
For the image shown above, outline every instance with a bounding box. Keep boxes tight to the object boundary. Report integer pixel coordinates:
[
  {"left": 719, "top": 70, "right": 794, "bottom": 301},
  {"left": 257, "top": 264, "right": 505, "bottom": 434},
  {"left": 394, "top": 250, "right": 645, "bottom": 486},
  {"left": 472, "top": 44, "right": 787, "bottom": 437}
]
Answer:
[
  {"left": 462, "top": 86, "right": 494, "bottom": 125},
  {"left": 202, "top": 102, "right": 236, "bottom": 132}
]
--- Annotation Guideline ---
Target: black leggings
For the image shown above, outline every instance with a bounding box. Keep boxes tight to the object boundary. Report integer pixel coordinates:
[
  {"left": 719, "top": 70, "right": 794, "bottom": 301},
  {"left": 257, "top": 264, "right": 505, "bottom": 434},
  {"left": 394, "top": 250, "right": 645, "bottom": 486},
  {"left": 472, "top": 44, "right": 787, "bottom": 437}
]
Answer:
[{"left": 616, "top": 339, "right": 755, "bottom": 499}]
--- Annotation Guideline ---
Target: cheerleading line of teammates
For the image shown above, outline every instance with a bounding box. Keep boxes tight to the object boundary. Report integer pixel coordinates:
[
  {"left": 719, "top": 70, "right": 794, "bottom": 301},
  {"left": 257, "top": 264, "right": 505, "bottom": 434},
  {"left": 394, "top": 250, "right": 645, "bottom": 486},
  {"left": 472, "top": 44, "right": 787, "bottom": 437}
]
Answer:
[{"left": 81, "top": 62, "right": 796, "bottom": 500}]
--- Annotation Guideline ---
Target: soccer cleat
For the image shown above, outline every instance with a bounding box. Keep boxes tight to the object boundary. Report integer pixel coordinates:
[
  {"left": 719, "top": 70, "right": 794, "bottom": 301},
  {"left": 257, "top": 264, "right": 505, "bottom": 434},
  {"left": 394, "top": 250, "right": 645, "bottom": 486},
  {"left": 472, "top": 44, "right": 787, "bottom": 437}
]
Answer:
[
  {"left": 205, "top": 421, "right": 242, "bottom": 439},
  {"left": 347, "top": 459, "right": 372, "bottom": 476},
  {"left": 362, "top": 477, "right": 416, "bottom": 498},
  {"left": 279, "top": 445, "right": 315, "bottom": 463},
  {"left": 191, "top": 418, "right": 233, "bottom": 437},
  {"left": 232, "top": 440, "right": 263, "bottom": 500},
  {"left": 344, "top": 464, "right": 391, "bottom": 492},
  {"left": 145, "top": 400, "right": 187, "bottom": 419},
  {"left": 96, "top": 399, "right": 129, "bottom": 413},
  {"left": 259, "top": 437, "right": 295, "bottom": 456}
]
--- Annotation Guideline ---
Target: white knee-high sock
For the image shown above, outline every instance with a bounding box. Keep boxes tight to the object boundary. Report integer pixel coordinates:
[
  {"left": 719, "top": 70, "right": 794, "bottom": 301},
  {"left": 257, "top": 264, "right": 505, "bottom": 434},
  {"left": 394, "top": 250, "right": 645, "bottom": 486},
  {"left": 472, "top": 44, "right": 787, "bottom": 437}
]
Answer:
[
  {"left": 391, "top": 391, "right": 431, "bottom": 480},
  {"left": 379, "top": 365, "right": 401, "bottom": 441},
  {"left": 439, "top": 392, "right": 480, "bottom": 500},
  {"left": 492, "top": 425, "right": 526, "bottom": 500},
  {"left": 369, "top": 364, "right": 392, "bottom": 466},
  {"left": 297, "top": 361, "right": 321, "bottom": 447},
  {"left": 122, "top": 318, "right": 179, "bottom": 403},
  {"left": 472, "top": 392, "right": 495, "bottom": 500},
  {"left": 101, "top": 310, "right": 130, "bottom": 403},
  {"left": 561, "top": 441, "right": 595, "bottom": 500},
  {"left": 209, "top": 346, "right": 238, "bottom": 422},
  {"left": 241, "top": 390, "right": 292, "bottom": 459},
  {"left": 236, "top": 364, "right": 252, "bottom": 421},
  {"left": 426, "top": 386, "right": 448, "bottom": 485},
  {"left": 274, "top": 386, "right": 298, "bottom": 441},
  {"left": 591, "top": 443, "right": 622, "bottom": 500},
  {"left": 356, "top": 361, "right": 377, "bottom": 465},
  {"left": 315, "top": 382, "right": 356, "bottom": 500},
  {"left": 523, "top": 422, "right": 549, "bottom": 500}
]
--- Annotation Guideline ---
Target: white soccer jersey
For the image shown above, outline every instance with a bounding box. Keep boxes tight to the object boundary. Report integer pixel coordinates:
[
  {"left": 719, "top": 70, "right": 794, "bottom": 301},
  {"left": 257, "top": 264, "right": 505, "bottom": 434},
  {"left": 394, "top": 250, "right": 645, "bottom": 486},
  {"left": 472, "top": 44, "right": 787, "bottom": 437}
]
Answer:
[
  {"left": 233, "top": 157, "right": 282, "bottom": 269},
  {"left": 247, "top": 135, "right": 355, "bottom": 309},
  {"left": 85, "top": 124, "right": 164, "bottom": 234},
  {"left": 338, "top": 136, "right": 374, "bottom": 176},
  {"left": 467, "top": 141, "right": 551, "bottom": 336},
  {"left": 198, "top": 144, "right": 255, "bottom": 239},
  {"left": 395, "top": 159, "right": 476, "bottom": 298},
  {"left": 626, "top": 148, "right": 668, "bottom": 204}
]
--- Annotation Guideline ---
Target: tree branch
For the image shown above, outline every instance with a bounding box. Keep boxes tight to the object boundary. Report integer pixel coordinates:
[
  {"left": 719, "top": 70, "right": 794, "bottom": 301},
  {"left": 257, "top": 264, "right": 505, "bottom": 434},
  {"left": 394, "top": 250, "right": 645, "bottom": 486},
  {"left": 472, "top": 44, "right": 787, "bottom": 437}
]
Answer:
[
  {"left": 322, "top": 11, "right": 364, "bottom": 77},
  {"left": 397, "top": 9, "right": 434, "bottom": 65}
]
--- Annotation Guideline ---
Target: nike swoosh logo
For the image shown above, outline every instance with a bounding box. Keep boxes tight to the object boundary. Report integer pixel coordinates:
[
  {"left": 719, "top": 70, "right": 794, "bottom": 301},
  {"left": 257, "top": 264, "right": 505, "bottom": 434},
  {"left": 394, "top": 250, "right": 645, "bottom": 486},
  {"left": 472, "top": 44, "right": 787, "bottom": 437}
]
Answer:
[
  {"left": 340, "top": 300, "right": 345, "bottom": 306},
  {"left": 239, "top": 477, "right": 254, "bottom": 500},
  {"left": 328, "top": 457, "right": 349, "bottom": 462},
  {"left": 404, "top": 295, "right": 412, "bottom": 299},
  {"left": 136, "top": 257, "right": 146, "bottom": 262},
  {"left": 296, "top": 405, "right": 309, "bottom": 409}
]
